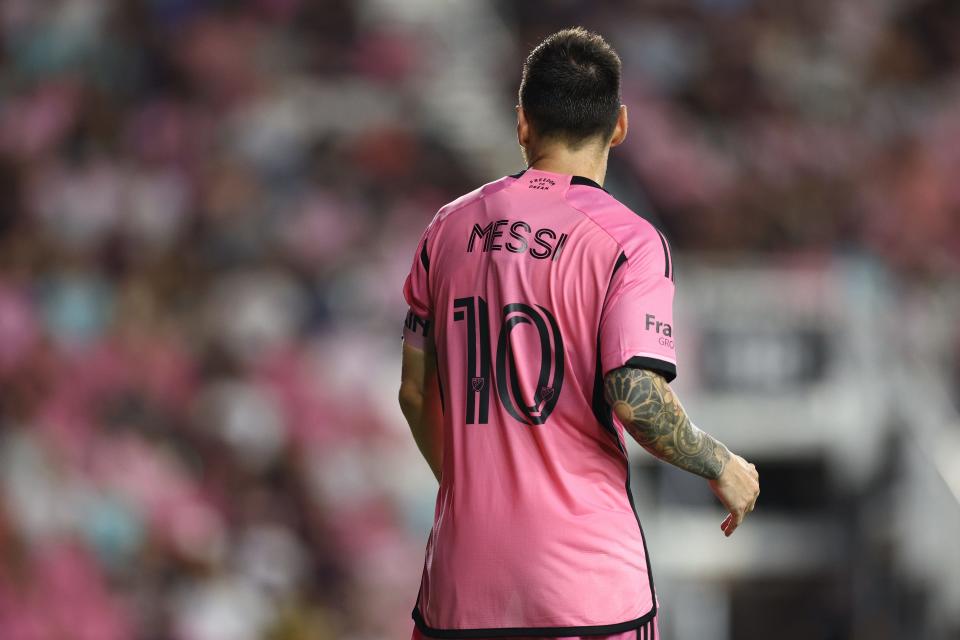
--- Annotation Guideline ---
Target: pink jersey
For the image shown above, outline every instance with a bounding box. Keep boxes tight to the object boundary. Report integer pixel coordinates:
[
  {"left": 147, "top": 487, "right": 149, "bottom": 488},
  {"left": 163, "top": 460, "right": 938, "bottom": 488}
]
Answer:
[{"left": 402, "top": 168, "right": 676, "bottom": 638}]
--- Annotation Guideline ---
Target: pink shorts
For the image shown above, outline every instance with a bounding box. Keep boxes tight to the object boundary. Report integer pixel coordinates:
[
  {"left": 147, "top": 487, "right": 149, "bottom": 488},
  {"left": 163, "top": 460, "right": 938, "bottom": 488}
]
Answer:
[{"left": 411, "top": 616, "right": 660, "bottom": 640}]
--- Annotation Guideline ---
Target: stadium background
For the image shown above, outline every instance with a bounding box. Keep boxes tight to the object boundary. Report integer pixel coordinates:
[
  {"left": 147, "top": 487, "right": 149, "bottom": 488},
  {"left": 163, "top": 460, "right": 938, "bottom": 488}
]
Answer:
[{"left": 0, "top": 0, "right": 959, "bottom": 638}]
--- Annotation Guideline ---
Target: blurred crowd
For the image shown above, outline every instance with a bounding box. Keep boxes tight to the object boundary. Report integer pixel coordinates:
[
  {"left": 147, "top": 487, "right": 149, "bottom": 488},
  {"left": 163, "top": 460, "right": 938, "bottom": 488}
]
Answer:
[
  {"left": 0, "top": 0, "right": 958, "bottom": 638},
  {"left": 511, "top": 0, "right": 960, "bottom": 274}
]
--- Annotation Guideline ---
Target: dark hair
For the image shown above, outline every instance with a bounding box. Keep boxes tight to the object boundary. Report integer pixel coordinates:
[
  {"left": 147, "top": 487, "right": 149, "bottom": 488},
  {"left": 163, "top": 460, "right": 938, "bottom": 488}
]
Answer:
[{"left": 519, "top": 27, "right": 622, "bottom": 147}]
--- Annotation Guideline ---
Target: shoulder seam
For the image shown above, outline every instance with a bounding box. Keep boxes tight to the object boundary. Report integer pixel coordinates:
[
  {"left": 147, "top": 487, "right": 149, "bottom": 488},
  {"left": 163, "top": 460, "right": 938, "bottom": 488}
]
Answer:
[
  {"left": 422, "top": 177, "right": 517, "bottom": 301},
  {"left": 566, "top": 191, "right": 673, "bottom": 281},
  {"left": 563, "top": 195, "right": 625, "bottom": 257},
  {"left": 432, "top": 176, "right": 517, "bottom": 229},
  {"left": 564, "top": 191, "right": 661, "bottom": 264}
]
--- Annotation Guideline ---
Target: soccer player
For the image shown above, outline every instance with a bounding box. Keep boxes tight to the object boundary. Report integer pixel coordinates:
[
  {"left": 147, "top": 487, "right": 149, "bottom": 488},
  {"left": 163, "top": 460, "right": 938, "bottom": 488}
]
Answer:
[{"left": 398, "top": 28, "right": 760, "bottom": 640}]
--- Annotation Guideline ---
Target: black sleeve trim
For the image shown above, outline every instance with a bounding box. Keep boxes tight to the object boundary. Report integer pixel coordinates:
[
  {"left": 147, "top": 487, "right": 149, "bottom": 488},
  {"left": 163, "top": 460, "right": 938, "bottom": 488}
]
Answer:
[
  {"left": 420, "top": 239, "right": 430, "bottom": 272},
  {"left": 412, "top": 606, "right": 655, "bottom": 639},
  {"left": 624, "top": 355, "right": 677, "bottom": 383}
]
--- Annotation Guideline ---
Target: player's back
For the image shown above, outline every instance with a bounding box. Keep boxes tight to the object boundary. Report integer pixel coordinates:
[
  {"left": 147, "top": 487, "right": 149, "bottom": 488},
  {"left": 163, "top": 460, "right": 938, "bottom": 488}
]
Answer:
[{"left": 403, "top": 168, "right": 676, "bottom": 636}]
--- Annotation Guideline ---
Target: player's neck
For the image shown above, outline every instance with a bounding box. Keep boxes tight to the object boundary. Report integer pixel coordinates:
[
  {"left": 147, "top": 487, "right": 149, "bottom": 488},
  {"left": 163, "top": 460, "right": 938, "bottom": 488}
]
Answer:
[{"left": 526, "top": 145, "right": 609, "bottom": 187}]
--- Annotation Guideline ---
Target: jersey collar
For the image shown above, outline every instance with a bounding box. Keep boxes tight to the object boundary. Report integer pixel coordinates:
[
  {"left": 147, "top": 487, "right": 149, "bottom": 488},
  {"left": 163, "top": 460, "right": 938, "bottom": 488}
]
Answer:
[{"left": 510, "top": 169, "right": 607, "bottom": 192}]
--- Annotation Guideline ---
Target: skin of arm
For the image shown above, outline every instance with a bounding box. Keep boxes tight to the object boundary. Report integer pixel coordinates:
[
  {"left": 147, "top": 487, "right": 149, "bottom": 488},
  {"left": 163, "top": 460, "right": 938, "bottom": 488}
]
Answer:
[
  {"left": 604, "top": 367, "right": 729, "bottom": 479},
  {"left": 603, "top": 366, "right": 760, "bottom": 536},
  {"left": 399, "top": 338, "right": 443, "bottom": 482}
]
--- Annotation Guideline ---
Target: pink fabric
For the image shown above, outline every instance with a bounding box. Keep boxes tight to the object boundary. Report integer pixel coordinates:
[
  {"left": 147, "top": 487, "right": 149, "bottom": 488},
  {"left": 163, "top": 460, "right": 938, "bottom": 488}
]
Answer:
[
  {"left": 564, "top": 183, "right": 677, "bottom": 377},
  {"left": 402, "top": 169, "right": 675, "bottom": 633}
]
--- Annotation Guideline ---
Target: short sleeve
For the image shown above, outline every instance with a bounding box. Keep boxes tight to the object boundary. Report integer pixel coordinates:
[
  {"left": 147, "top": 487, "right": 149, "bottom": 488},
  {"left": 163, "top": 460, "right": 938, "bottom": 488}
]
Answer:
[
  {"left": 599, "top": 242, "right": 677, "bottom": 382},
  {"left": 401, "top": 229, "right": 433, "bottom": 349}
]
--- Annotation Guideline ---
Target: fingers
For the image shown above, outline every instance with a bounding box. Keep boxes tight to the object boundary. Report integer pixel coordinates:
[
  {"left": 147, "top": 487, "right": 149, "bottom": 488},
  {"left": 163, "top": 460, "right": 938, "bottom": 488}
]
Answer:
[
  {"left": 721, "top": 514, "right": 737, "bottom": 536},
  {"left": 720, "top": 513, "right": 733, "bottom": 536},
  {"left": 721, "top": 508, "right": 744, "bottom": 537},
  {"left": 728, "top": 494, "right": 759, "bottom": 536},
  {"left": 722, "top": 491, "right": 756, "bottom": 537},
  {"left": 715, "top": 455, "right": 760, "bottom": 538}
]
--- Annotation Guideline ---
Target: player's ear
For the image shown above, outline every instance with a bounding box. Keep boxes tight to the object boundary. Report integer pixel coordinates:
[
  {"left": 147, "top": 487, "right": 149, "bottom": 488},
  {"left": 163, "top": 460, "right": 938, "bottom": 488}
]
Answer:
[
  {"left": 517, "top": 106, "right": 532, "bottom": 149},
  {"left": 609, "top": 105, "right": 628, "bottom": 148}
]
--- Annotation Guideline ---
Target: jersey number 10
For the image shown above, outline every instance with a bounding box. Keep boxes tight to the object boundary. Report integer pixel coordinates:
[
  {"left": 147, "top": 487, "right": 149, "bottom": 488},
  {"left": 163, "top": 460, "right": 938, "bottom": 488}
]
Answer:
[{"left": 452, "top": 296, "right": 564, "bottom": 426}]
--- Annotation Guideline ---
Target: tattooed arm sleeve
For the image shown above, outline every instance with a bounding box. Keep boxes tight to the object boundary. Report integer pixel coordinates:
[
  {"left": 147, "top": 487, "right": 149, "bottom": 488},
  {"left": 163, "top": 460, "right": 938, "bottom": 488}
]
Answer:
[{"left": 603, "top": 367, "right": 730, "bottom": 479}]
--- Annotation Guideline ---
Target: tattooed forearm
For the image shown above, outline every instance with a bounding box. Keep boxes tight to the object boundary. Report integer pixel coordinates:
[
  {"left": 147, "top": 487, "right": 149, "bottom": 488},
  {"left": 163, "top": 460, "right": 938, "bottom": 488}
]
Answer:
[{"left": 603, "top": 367, "right": 729, "bottom": 479}]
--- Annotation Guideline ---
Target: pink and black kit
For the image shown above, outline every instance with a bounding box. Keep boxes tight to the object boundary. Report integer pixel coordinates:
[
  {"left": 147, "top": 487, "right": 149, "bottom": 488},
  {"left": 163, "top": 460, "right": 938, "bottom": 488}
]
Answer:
[{"left": 403, "top": 169, "right": 676, "bottom": 639}]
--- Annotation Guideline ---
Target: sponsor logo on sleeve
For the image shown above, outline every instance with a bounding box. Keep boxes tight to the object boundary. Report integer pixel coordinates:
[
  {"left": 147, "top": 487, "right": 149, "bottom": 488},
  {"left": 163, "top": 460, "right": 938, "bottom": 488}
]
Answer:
[{"left": 645, "top": 313, "right": 674, "bottom": 348}]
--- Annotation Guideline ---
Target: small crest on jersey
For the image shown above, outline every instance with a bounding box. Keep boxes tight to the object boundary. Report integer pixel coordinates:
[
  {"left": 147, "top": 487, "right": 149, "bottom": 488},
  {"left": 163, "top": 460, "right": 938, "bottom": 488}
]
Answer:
[
  {"left": 537, "top": 386, "right": 555, "bottom": 403},
  {"left": 472, "top": 377, "right": 486, "bottom": 392},
  {"left": 528, "top": 177, "right": 556, "bottom": 190}
]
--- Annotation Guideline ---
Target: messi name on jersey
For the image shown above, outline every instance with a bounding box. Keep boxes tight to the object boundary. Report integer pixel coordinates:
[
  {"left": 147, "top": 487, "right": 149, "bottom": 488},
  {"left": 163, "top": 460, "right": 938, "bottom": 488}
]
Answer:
[{"left": 467, "top": 219, "right": 569, "bottom": 261}]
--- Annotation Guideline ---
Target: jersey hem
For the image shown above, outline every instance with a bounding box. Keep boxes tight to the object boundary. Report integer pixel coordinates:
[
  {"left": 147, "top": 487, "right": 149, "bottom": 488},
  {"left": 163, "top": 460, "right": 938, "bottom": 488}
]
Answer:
[{"left": 411, "top": 605, "right": 656, "bottom": 638}]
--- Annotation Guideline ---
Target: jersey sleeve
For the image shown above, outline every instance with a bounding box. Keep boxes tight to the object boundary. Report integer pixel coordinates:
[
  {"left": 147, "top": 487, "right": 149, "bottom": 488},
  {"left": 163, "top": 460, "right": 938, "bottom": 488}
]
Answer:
[
  {"left": 599, "top": 240, "right": 677, "bottom": 381},
  {"left": 401, "top": 228, "right": 433, "bottom": 350}
]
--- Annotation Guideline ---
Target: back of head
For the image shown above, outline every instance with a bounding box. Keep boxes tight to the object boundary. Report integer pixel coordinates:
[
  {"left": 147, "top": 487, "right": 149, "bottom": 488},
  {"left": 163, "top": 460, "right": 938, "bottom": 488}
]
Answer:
[{"left": 519, "top": 27, "right": 622, "bottom": 149}]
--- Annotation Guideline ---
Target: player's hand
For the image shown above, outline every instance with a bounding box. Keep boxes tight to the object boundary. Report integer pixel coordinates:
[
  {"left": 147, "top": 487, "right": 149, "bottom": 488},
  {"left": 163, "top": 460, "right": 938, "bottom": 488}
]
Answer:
[{"left": 708, "top": 453, "right": 759, "bottom": 537}]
